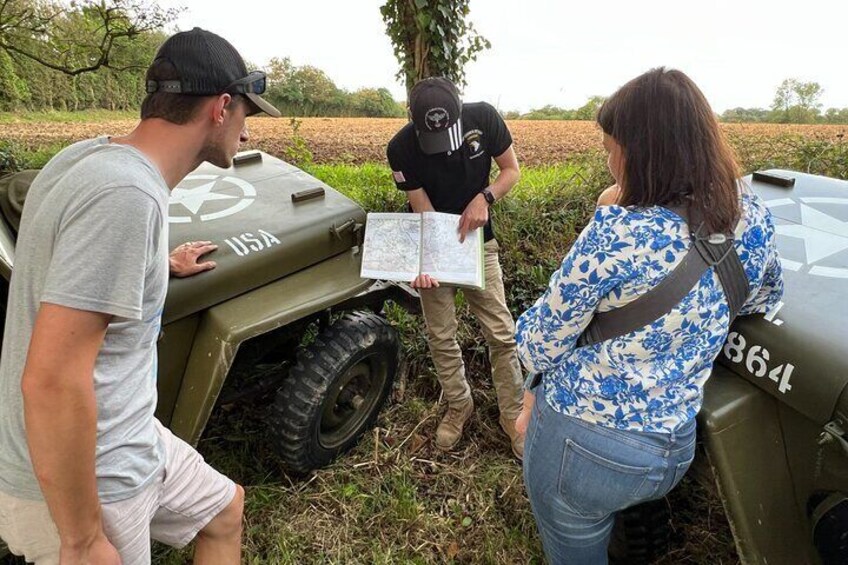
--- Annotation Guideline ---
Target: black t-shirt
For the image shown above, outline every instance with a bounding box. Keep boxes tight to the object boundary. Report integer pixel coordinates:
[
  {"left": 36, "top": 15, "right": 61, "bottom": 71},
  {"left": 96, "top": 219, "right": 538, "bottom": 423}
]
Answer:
[{"left": 386, "top": 101, "right": 512, "bottom": 241}]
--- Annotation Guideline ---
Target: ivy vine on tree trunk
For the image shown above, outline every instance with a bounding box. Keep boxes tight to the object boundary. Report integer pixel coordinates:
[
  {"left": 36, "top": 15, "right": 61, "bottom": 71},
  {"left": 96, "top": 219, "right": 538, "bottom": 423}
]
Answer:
[{"left": 380, "top": 0, "right": 490, "bottom": 98}]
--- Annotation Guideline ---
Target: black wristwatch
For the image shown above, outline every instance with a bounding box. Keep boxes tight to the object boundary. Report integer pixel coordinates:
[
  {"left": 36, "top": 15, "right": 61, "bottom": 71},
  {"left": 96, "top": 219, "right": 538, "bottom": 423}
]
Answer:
[{"left": 481, "top": 187, "right": 495, "bottom": 206}]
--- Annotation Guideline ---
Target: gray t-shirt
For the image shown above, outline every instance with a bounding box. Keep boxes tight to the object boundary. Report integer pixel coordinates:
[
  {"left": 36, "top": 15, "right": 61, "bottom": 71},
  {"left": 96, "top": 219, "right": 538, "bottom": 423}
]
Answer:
[{"left": 0, "top": 137, "right": 170, "bottom": 503}]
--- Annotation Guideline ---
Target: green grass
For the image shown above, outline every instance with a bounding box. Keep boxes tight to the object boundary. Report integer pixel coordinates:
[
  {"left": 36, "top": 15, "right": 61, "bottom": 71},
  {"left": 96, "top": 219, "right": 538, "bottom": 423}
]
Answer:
[
  {"left": 0, "top": 140, "right": 69, "bottom": 170},
  {"left": 0, "top": 109, "right": 136, "bottom": 123}
]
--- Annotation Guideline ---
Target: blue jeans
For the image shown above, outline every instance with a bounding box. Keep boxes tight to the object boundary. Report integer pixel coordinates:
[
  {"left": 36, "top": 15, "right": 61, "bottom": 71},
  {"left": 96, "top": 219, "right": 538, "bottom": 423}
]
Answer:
[{"left": 523, "top": 390, "right": 696, "bottom": 565}]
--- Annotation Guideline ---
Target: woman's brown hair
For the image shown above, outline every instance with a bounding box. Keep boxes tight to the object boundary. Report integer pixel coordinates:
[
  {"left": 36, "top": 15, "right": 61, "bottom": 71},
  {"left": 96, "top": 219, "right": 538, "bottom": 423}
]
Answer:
[{"left": 597, "top": 68, "right": 740, "bottom": 233}]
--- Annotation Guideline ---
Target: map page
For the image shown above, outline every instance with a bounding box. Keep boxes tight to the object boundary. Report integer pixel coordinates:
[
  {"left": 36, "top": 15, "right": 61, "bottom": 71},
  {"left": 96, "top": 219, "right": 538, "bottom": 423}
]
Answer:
[
  {"left": 420, "top": 212, "right": 484, "bottom": 289},
  {"left": 360, "top": 212, "right": 483, "bottom": 289},
  {"left": 360, "top": 213, "right": 421, "bottom": 280}
]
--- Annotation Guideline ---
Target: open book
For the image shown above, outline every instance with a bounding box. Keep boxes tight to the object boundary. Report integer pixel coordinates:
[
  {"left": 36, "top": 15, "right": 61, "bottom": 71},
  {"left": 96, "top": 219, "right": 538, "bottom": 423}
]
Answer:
[{"left": 360, "top": 212, "right": 485, "bottom": 289}]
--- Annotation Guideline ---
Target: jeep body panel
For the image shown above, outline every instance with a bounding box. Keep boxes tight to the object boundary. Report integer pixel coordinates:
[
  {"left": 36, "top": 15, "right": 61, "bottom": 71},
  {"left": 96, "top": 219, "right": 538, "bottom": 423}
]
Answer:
[
  {"left": 0, "top": 228, "right": 12, "bottom": 280},
  {"left": 714, "top": 170, "right": 848, "bottom": 422},
  {"left": 158, "top": 248, "right": 373, "bottom": 445},
  {"left": 700, "top": 368, "right": 817, "bottom": 564},
  {"left": 699, "top": 170, "right": 848, "bottom": 564},
  {"left": 164, "top": 151, "right": 365, "bottom": 324}
]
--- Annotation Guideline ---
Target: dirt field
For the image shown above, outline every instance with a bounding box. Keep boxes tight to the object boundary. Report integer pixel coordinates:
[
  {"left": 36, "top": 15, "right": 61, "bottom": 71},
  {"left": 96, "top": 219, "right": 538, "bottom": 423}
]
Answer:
[{"left": 1, "top": 118, "right": 845, "bottom": 166}]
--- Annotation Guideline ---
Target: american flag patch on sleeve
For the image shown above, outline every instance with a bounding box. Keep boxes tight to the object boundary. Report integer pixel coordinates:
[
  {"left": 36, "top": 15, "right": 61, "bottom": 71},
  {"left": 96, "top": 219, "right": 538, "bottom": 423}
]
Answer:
[{"left": 392, "top": 170, "right": 406, "bottom": 183}]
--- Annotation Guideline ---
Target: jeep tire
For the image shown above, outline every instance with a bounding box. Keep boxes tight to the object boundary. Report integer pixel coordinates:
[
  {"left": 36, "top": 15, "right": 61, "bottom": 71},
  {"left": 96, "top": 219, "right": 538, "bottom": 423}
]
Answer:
[
  {"left": 608, "top": 498, "right": 671, "bottom": 564},
  {"left": 269, "top": 311, "right": 399, "bottom": 474}
]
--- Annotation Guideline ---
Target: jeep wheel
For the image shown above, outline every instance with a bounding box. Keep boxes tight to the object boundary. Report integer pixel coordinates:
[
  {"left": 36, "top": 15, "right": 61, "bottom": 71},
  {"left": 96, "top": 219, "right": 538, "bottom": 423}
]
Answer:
[
  {"left": 608, "top": 498, "right": 671, "bottom": 564},
  {"left": 269, "top": 311, "right": 399, "bottom": 474}
]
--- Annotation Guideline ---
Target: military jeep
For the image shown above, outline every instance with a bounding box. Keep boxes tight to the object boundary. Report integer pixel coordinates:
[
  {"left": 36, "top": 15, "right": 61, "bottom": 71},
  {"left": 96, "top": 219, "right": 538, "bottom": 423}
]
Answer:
[
  {"left": 611, "top": 170, "right": 848, "bottom": 565},
  {"left": 699, "top": 170, "right": 848, "bottom": 565},
  {"left": 0, "top": 150, "right": 419, "bottom": 477}
]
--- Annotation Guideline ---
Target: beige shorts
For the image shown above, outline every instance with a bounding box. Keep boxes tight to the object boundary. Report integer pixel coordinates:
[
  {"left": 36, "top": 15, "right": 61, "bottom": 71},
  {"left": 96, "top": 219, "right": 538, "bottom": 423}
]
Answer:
[{"left": 0, "top": 420, "right": 236, "bottom": 565}]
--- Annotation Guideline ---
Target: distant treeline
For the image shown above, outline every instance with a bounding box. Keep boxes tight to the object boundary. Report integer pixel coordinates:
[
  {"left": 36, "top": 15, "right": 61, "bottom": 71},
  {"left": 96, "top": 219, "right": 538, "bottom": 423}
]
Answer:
[
  {"left": 506, "top": 103, "right": 848, "bottom": 125},
  {"left": 719, "top": 106, "right": 848, "bottom": 125},
  {"left": 0, "top": 3, "right": 405, "bottom": 118},
  {"left": 501, "top": 96, "right": 605, "bottom": 121},
  {"left": 1, "top": 48, "right": 406, "bottom": 118},
  {"left": 262, "top": 57, "right": 405, "bottom": 118},
  {"left": 503, "top": 80, "right": 848, "bottom": 125},
  {"left": 0, "top": 28, "right": 165, "bottom": 112}
]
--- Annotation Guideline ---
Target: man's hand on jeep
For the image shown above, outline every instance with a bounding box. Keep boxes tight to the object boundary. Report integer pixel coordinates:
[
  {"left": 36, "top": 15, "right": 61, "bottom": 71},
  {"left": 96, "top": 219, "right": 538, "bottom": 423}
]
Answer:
[
  {"left": 458, "top": 194, "right": 489, "bottom": 243},
  {"left": 411, "top": 274, "right": 439, "bottom": 289},
  {"left": 169, "top": 241, "right": 218, "bottom": 278}
]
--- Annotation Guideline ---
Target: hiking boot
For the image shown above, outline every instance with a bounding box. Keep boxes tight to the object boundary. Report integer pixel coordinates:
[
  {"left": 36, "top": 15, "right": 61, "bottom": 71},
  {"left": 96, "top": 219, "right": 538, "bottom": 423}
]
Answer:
[
  {"left": 499, "top": 415, "right": 525, "bottom": 460},
  {"left": 435, "top": 397, "right": 474, "bottom": 450}
]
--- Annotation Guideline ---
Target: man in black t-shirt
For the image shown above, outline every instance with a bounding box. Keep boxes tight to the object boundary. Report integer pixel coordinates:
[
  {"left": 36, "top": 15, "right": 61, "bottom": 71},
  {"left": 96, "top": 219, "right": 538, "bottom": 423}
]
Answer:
[{"left": 386, "top": 77, "right": 525, "bottom": 459}]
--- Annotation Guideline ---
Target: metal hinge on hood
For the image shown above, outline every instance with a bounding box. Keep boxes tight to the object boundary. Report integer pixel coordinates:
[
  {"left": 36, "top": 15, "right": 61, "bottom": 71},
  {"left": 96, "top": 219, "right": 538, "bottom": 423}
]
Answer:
[
  {"left": 329, "top": 218, "right": 361, "bottom": 240},
  {"left": 818, "top": 420, "right": 848, "bottom": 457}
]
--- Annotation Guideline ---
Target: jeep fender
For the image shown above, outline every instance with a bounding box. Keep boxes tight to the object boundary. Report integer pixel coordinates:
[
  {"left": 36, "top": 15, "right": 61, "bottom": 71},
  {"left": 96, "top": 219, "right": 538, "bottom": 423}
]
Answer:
[{"left": 164, "top": 249, "right": 415, "bottom": 445}]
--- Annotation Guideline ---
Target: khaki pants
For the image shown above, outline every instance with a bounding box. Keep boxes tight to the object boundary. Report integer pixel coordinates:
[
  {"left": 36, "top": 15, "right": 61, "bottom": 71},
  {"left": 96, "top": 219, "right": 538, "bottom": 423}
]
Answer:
[{"left": 419, "top": 239, "right": 523, "bottom": 419}]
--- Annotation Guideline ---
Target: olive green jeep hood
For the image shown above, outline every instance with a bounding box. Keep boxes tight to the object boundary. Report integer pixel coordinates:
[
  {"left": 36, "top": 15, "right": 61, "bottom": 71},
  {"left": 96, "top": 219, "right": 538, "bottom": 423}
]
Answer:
[
  {"left": 164, "top": 151, "right": 365, "bottom": 323},
  {"left": 715, "top": 170, "right": 848, "bottom": 423}
]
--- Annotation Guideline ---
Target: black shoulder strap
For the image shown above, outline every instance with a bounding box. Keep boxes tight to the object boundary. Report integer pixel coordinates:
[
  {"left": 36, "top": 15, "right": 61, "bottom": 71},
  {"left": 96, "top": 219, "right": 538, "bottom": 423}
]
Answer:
[{"left": 577, "top": 207, "right": 749, "bottom": 348}]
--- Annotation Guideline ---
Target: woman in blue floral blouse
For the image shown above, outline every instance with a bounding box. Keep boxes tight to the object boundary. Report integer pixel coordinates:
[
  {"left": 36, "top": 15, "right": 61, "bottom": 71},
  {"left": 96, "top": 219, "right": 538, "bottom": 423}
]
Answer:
[{"left": 515, "top": 68, "right": 784, "bottom": 564}]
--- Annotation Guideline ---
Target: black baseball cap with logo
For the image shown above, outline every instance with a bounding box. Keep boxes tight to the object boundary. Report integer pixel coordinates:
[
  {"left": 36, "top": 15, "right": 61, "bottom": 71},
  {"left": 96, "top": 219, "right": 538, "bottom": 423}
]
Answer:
[
  {"left": 145, "top": 27, "right": 280, "bottom": 117},
  {"left": 409, "top": 77, "right": 463, "bottom": 154}
]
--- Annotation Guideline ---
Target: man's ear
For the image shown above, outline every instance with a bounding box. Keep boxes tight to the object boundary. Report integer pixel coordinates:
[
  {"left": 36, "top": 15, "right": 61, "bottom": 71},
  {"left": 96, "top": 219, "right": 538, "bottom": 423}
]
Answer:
[{"left": 209, "top": 93, "right": 233, "bottom": 126}]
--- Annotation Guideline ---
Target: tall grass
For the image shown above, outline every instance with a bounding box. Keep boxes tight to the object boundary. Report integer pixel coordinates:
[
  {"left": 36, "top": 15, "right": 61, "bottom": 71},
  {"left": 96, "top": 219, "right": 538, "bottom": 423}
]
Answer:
[{"left": 727, "top": 131, "right": 848, "bottom": 178}]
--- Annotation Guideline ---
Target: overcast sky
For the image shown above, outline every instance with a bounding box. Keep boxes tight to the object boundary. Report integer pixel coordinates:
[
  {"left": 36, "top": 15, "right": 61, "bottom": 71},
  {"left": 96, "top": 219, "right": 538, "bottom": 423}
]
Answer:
[{"left": 156, "top": 0, "right": 848, "bottom": 113}]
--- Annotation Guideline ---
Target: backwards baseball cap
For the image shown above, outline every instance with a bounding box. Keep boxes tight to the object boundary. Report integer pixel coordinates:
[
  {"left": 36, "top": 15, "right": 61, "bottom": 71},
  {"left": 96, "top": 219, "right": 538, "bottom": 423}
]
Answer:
[
  {"left": 409, "top": 77, "right": 463, "bottom": 154},
  {"left": 146, "top": 27, "right": 280, "bottom": 117}
]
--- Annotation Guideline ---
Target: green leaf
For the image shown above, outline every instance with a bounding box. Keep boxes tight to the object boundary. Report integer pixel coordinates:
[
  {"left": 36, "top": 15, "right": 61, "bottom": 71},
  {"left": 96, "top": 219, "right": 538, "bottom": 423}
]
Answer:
[
  {"left": 414, "top": 0, "right": 427, "bottom": 8},
  {"left": 461, "top": 516, "right": 472, "bottom": 527}
]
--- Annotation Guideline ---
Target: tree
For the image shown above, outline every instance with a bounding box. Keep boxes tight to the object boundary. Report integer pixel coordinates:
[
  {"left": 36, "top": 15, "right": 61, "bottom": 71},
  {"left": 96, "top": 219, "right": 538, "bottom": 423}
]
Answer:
[
  {"left": 380, "top": 0, "right": 490, "bottom": 97},
  {"left": 521, "top": 105, "right": 575, "bottom": 120},
  {"left": 823, "top": 107, "right": 848, "bottom": 124},
  {"left": 0, "top": 0, "right": 178, "bottom": 76},
  {"left": 574, "top": 95, "right": 605, "bottom": 121},
  {"left": 795, "top": 81, "right": 824, "bottom": 116},
  {"left": 265, "top": 57, "right": 404, "bottom": 117},
  {"left": 771, "top": 78, "right": 795, "bottom": 120},
  {"left": 0, "top": 49, "right": 29, "bottom": 109},
  {"left": 351, "top": 87, "right": 405, "bottom": 117},
  {"left": 720, "top": 107, "right": 771, "bottom": 123},
  {"left": 770, "top": 78, "right": 824, "bottom": 123}
]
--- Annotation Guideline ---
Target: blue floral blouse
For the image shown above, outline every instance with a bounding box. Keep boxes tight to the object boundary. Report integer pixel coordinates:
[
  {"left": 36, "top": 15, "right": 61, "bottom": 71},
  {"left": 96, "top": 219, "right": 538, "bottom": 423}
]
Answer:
[{"left": 515, "top": 191, "right": 784, "bottom": 434}]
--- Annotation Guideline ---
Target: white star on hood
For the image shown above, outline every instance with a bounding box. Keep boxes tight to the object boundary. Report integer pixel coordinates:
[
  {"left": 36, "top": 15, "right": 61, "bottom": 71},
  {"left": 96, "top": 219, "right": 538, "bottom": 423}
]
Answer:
[
  {"left": 171, "top": 180, "right": 237, "bottom": 215},
  {"left": 777, "top": 203, "right": 848, "bottom": 264}
]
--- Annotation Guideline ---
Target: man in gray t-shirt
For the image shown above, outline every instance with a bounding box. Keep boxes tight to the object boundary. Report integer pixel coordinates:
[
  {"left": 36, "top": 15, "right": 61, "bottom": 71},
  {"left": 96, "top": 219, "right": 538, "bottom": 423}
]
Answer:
[{"left": 0, "top": 28, "right": 280, "bottom": 564}]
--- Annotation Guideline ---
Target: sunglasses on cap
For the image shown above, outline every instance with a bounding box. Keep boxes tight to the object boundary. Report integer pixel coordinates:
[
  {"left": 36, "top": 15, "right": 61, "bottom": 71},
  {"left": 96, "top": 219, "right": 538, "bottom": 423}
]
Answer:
[
  {"left": 146, "top": 70, "right": 267, "bottom": 95},
  {"left": 225, "top": 71, "right": 266, "bottom": 95}
]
